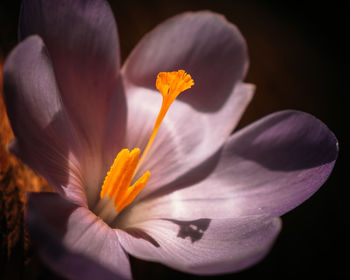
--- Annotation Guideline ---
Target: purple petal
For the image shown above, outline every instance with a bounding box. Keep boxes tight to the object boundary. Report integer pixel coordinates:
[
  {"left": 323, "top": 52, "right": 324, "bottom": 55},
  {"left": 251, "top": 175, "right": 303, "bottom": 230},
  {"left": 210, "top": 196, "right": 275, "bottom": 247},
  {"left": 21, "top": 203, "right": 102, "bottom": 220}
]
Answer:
[
  {"left": 117, "top": 216, "right": 281, "bottom": 275},
  {"left": 124, "top": 82, "right": 254, "bottom": 198},
  {"left": 3, "top": 36, "right": 86, "bottom": 206},
  {"left": 122, "top": 11, "right": 248, "bottom": 112},
  {"left": 27, "top": 193, "right": 131, "bottom": 280},
  {"left": 19, "top": 0, "right": 126, "bottom": 153},
  {"left": 120, "top": 110, "right": 338, "bottom": 221}
]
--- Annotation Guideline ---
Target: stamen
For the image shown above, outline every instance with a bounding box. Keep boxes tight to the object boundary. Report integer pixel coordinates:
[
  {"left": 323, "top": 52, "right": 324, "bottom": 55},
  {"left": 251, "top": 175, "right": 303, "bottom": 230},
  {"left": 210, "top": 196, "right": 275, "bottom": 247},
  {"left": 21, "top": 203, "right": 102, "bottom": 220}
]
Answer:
[
  {"left": 100, "top": 148, "right": 150, "bottom": 212},
  {"left": 100, "top": 70, "right": 194, "bottom": 213}
]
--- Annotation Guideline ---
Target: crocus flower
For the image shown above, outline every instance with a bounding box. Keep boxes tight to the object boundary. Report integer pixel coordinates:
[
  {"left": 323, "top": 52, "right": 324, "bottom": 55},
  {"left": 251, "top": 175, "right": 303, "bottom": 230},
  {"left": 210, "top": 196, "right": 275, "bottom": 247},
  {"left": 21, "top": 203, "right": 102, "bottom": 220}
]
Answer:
[{"left": 2, "top": 0, "right": 338, "bottom": 279}]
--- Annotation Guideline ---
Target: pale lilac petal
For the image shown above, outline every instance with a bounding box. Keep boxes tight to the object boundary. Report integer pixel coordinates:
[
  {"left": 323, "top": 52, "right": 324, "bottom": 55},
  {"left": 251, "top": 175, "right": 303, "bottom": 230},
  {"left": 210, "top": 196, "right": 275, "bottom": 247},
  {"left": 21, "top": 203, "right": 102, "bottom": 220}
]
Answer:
[
  {"left": 121, "top": 11, "right": 251, "bottom": 197},
  {"left": 19, "top": 0, "right": 126, "bottom": 153},
  {"left": 27, "top": 193, "right": 131, "bottom": 280},
  {"left": 117, "top": 216, "right": 281, "bottom": 275},
  {"left": 122, "top": 11, "right": 248, "bottom": 112},
  {"left": 125, "top": 82, "right": 254, "bottom": 198},
  {"left": 3, "top": 36, "right": 86, "bottom": 206},
  {"left": 118, "top": 110, "right": 338, "bottom": 223}
]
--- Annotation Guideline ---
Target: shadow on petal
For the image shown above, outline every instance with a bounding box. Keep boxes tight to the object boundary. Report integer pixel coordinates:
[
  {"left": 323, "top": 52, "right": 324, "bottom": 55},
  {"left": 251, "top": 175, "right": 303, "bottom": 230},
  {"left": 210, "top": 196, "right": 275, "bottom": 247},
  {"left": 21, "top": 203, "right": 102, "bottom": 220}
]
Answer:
[
  {"left": 123, "top": 228, "right": 160, "bottom": 248},
  {"left": 162, "top": 218, "right": 211, "bottom": 243}
]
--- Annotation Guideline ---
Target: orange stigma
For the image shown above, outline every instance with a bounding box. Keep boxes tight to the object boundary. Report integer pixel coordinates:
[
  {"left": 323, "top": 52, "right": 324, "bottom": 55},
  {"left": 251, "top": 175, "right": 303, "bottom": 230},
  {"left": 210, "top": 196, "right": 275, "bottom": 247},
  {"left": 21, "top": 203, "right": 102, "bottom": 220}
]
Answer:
[{"left": 100, "top": 70, "right": 194, "bottom": 212}]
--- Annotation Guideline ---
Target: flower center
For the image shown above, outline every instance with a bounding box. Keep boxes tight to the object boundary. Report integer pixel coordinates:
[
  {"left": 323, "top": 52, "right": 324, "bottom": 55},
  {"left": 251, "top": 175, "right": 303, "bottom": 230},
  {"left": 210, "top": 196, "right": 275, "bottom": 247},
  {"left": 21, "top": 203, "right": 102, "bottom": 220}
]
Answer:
[{"left": 100, "top": 70, "right": 194, "bottom": 212}]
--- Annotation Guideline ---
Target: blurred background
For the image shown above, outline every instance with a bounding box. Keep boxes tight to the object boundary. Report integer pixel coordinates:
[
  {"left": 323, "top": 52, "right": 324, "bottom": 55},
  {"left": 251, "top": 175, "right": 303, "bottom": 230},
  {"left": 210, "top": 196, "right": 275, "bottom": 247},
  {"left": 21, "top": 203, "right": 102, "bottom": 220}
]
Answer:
[{"left": 0, "top": 0, "right": 347, "bottom": 279}]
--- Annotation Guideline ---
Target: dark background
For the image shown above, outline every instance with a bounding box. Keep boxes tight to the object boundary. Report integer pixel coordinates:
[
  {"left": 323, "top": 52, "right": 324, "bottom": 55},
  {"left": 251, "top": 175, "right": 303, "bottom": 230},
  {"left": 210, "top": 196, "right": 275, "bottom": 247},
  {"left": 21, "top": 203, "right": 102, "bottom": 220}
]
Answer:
[{"left": 0, "top": 0, "right": 347, "bottom": 279}]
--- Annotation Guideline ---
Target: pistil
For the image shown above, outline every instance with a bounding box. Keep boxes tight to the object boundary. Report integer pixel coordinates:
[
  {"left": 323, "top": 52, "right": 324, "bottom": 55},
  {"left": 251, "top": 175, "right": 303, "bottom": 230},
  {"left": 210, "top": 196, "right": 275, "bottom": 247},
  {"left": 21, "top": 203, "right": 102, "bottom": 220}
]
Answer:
[{"left": 100, "top": 70, "right": 194, "bottom": 213}]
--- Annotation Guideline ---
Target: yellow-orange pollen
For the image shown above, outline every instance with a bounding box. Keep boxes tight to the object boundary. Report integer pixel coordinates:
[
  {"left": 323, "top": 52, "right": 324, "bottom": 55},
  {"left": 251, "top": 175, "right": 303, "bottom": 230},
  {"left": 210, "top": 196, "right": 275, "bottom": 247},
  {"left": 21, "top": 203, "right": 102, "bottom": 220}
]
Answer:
[{"left": 100, "top": 70, "right": 194, "bottom": 212}]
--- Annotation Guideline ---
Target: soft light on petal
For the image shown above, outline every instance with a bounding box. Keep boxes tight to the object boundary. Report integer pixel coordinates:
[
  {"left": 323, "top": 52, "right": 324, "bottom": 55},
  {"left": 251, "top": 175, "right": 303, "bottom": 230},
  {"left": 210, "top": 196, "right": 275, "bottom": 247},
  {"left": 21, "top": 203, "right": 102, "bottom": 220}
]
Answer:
[{"left": 2, "top": 36, "right": 86, "bottom": 207}]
